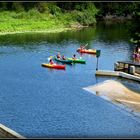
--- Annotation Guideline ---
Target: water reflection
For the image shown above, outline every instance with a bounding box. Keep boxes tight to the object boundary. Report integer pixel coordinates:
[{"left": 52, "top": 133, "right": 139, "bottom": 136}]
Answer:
[
  {"left": 0, "top": 21, "right": 134, "bottom": 56},
  {"left": 0, "top": 27, "right": 96, "bottom": 46}
]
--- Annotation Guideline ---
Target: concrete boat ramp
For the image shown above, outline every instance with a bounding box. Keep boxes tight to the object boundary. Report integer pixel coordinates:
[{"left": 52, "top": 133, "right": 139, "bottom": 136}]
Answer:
[{"left": 84, "top": 70, "right": 140, "bottom": 119}]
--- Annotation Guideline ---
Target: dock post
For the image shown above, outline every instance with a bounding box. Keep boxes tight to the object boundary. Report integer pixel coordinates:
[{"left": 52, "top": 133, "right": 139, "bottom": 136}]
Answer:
[
  {"left": 96, "top": 57, "right": 99, "bottom": 70},
  {"left": 96, "top": 50, "right": 101, "bottom": 71},
  {"left": 130, "top": 66, "right": 135, "bottom": 75},
  {"left": 114, "top": 62, "right": 119, "bottom": 71}
]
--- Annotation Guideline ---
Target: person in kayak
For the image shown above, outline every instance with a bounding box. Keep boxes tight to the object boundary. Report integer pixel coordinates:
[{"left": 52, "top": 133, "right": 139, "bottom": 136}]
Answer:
[
  {"left": 72, "top": 54, "right": 77, "bottom": 59},
  {"left": 133, "top": 50, "right": 137, "bottom": 62},
  {"left": 133, "top": 50, "right": 140, "bottom": 63},
  {"left": 49, "top": 59, "right": 55, "bottom": 65},
  {"left": 62, "top": 55, "right": 66, "bottom": 60},
  {"left": 137, "top": 52, "right": 140, "bottom": 63},
  {"left": 56, "top": 52, "right": 61, "bottom": 59}
]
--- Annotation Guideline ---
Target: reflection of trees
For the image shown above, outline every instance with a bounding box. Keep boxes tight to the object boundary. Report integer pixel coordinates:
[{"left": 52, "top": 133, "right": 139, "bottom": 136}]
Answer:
[
  {"left": 0, "top": 21, "right": 133, "bottom": 52},
  {"left": 0, "top": 27, "right": 96, "bottom": 47},
  {"left": 95, "top": 21, "right": 131, "bottom": 44}
]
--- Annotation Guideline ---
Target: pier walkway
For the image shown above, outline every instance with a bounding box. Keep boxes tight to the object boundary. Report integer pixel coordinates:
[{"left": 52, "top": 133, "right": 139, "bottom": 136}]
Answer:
[{"left": 95, "top": 70, "right": 140, "bottom": 82}]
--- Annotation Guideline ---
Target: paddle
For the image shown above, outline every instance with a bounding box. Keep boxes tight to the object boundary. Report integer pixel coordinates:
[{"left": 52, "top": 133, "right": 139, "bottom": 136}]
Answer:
[
  {"left": 48, "top": 56, "right": 53, "bottom": 62},
  {"left": 85, "top": 43, "right": 88, "bottom": 47},
  {"left": 47, "top": 56, "right": 57, "bottom": 65},
  {"left": 47, "top": 57, "right": 51, "bottom": 62}
]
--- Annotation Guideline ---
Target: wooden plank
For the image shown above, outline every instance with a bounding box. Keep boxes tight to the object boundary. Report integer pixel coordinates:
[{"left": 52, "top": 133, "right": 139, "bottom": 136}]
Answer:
[{"left": 117, "top": 61, "right": 140, "bottom": 67}]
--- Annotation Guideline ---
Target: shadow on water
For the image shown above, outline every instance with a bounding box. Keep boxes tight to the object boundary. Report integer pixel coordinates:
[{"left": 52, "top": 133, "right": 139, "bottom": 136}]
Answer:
[
  {"left": 0, "top": 27, "right": 96, "bottom": 46},
  {"left": 96, "top": 21, "right": 131, "bottom": 43}
]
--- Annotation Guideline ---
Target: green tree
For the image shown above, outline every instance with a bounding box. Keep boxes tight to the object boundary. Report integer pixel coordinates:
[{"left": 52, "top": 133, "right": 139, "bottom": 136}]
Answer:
[{"left": 12, "top": 2, "right": 24, "bottom": 12}]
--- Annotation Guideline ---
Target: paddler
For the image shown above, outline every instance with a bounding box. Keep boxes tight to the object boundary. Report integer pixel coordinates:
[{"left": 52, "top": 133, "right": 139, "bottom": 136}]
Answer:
[
  {"left": 62, "top": 55, "right": 66, "bottom": 60},
  {"left": 72, "top": 54, "right": 77, "bottom": 59},
  {"left": 49, "top": 59, "right": 55, "bottom": 65},
  {"left": 56, "top": 52, "right": 61, "bottom": 59}
]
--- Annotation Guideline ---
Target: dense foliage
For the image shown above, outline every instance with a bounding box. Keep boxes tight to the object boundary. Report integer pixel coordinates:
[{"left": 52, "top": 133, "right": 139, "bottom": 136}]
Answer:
[
  {"left": 0, "top": 2, "right": 99, "bottom": 33},
  {"left": 129, "top": 9, "right": 140, "bottom": 47},
  {"left": 94, "top": 2, "right": 139, "bottom": 17}
]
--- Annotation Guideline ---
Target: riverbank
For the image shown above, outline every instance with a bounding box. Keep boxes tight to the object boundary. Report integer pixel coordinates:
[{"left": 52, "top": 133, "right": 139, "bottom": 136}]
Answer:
[
  {"left": 0, "top": 2, "right": 98, "bottom": 35},
  {"left": 0, "top": 28, "right": 78, "bottom": 36},
  {"left": 0, "top": 10, "right": 134, "bottom": 36},
  {"left": 0, "top": 25, "right": 87, "bottom": 36},
  {"left": 0, "top": 17, "right": 132, "bottom": 36},
  {"left": 84, "top": 80, "right": 140, "bottom": 117},
  {"left": 0, "top": 10, "right": 90, "bottom": 36},
  {"left": 103, "top": 14, "right": 132, "bottom": 21},
  {"left": 96, "top": 15, "right": 133, "bottom": 24}
]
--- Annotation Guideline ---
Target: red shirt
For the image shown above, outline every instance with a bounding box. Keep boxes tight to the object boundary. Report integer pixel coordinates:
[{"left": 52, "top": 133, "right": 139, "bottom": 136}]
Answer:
[
  {"left": 57, "top": 54, "right": 61, "bottom": 58},
  {"left": 50, "top": 60, "right": 54, "bottom": 65}
]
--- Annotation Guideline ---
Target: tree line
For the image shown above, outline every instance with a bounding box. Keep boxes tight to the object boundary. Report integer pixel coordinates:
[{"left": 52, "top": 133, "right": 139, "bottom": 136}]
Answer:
[{"left": 0, "top": 2, "right": 139, "bottom": 16}]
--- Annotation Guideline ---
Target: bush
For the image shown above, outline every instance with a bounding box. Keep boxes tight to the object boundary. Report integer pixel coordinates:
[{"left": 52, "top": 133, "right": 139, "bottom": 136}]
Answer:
[
  {"left": 12, "top": 2, "right": 24, "bottom": 12},
  {"left": 73, "top": 3, "right": 98, "bottom": 26},
  {"left": 35, "top": 2, "right": 49, "bottom": 13},
  {"left": 47, "top": 3, "right": 62, "bottom": 16}
]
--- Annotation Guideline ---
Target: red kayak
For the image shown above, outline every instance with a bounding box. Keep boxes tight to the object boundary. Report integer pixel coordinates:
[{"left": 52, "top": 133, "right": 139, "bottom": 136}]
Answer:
[
  {"left": 77, "top": 48, "right": 96, "bottom": 54},
  {"left": 41, "top": 63, "right": 66, "bottom": 70}
]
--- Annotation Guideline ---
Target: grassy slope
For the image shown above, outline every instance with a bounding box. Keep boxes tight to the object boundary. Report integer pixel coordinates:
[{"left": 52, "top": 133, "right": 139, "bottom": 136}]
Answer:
[{"left": 0, "top": 10, "right": 78, "bottom": 34}]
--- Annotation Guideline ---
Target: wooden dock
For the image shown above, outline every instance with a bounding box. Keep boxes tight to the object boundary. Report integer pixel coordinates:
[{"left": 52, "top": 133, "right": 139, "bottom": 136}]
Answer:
[
  {"left": 95, "top": 70, "right": 140, "bottom": 82},
  {"left": 115, "top": 61, "right": 140, "bottom": 74}
]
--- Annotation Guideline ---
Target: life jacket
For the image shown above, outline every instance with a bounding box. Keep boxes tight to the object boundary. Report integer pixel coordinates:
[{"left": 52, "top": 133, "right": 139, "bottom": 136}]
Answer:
[
  {"left": 50, "top": 60, "right": 54, "bottom": 65},
  {"left": 62, "top": 56, "right": 66, "bottom": 60}
]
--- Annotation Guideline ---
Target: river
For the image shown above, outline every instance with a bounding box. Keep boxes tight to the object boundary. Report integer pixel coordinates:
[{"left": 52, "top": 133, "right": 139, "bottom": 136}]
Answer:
[{"left": 0, "top": 21, "right": 140, "bottom": 138}]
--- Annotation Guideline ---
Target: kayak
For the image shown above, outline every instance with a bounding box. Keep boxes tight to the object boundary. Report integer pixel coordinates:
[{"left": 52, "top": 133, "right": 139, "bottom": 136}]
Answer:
[
  {"left": 41, "top": 63, "right": 66, "bottom": 70},
  {"left": 68, "top": 58, "right": 86, "bottom": 64},
  {"left": 77, "top": 48, "right": 96, "bottom": 54},
  {"left": 54, "top": 57, "right": 73, "bottom": 64}
]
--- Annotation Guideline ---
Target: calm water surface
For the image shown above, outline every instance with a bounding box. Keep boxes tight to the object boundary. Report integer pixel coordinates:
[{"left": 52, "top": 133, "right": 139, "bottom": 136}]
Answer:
[{"left": 0, "top": 21, "right": 140, "bottom": 138}]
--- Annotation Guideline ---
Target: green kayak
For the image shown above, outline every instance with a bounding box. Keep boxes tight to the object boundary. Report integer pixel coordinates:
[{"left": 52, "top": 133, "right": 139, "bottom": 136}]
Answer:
[
  {"left": 54, "top": 57, "right": 73, "bottom": 64},
  {"left": 68, "top": 58, "right": 86, "bottom": 64}
]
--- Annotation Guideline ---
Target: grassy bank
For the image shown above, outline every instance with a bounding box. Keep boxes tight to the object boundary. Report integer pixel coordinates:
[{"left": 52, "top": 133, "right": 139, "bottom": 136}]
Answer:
[
  {"left": 0, "top": 3, "right": 98, "bottom": 35},
  {"left": 0, "top": 10, "right": 77, "bottom": 34}
]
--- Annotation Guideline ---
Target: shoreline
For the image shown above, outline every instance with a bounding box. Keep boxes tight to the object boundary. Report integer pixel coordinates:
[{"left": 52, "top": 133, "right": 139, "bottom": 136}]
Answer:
[
  {"left": 0, "top": 28, "right": 77, "bottom": 36},
  {"left": 0, "top": 22, "right": 88, "bottom": 36},
  {"left": 0, "top": 25, "right": 88, "bottom": 36},
  {"left": 0, "top": 18, "right": 133, "bottom": 36}
]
